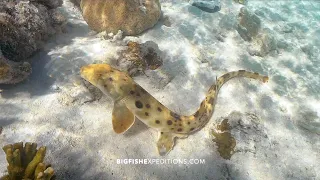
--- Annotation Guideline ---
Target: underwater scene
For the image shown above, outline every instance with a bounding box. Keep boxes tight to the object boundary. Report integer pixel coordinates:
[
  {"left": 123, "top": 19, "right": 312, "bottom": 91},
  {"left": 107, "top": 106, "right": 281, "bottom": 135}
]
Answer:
[{"left": 0, "top": 0, "right": 319, "bottom": 179}]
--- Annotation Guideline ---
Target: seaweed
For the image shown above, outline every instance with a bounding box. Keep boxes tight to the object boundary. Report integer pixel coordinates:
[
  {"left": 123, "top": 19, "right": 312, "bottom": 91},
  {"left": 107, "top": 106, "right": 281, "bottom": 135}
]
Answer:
[{"left": 1, "top": 142, "right": 54, "bottom": 180}]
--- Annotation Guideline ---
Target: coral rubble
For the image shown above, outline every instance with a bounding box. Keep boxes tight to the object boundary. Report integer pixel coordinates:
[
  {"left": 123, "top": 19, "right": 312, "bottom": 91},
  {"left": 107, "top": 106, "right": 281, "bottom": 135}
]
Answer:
[
  {"left": 1, "top": 142, "right": 54, "bottom": 180},
  {"left": 236, "top": 7, "right": 261, "bottom": 41},
  {"left": 116, "top": 41, "right": 164, "bottom": 75},
  {"left": 190, "top": 0, "right": 221, "bottom": 13}
]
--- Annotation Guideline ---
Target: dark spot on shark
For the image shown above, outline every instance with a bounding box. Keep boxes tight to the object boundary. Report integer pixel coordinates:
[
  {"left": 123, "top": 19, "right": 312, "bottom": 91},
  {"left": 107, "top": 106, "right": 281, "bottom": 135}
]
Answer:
[
  {"left": 103, "top": 84, "right": 108, "bottom": 88},
  {"left": 177, "top": 128, "right": 182, "bottom": 132},
  {"left": 146, "top": 104, "right": 151, "bottom": 108},
  {"left": 156, "top": 120, "right": 160, "bottom": 124},
  {"left": 179, "top": 124, "right": 182, "bottom": 126},
  {"left": 136, "top": 92, "right": 141, "bottom": 97},
  {"left": 130, "top": 90, "right": 135, "bottom": 95},
  {"left": 188, "top": 122, "right": 191, "bottom": 125},
  {"left": 145, "top": 112, "right": 149, "bottom": 116},
  {"left": 135, "top": 101, "right": 143, "bottom": 108},
  {"left": 167, "top": 120, "right": 173, "bottom": 125},
  {"left": 109, "top": 77, "right": 113, "bottom": 81},
  {"left": 190, "top": 128, "right": 195, "bottom": 131},
  {"left": 157, "top": 107, "right": 162, "bottom": 112},
  {"left": 239, "top": 70, "right": 246, "bottom": 73}
]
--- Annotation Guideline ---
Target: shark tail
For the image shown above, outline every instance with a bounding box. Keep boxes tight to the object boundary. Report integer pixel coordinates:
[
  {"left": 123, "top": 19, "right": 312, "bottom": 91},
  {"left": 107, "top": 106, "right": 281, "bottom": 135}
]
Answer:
[{"left": 185, "top": 70, "right": 268, "bottom": 133}]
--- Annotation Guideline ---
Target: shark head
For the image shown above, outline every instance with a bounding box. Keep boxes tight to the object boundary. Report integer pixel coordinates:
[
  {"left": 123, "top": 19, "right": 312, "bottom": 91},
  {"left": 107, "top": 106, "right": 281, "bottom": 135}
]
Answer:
[{"left": 80, "top": 64, "right": 134, "bottom": 100}]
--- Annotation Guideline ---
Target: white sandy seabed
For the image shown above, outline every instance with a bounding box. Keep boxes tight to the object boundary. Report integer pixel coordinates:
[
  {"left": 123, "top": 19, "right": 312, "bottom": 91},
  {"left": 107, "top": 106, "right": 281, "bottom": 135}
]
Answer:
[{"left": 0, "top": 0, "right": 319, "bottom": 179}]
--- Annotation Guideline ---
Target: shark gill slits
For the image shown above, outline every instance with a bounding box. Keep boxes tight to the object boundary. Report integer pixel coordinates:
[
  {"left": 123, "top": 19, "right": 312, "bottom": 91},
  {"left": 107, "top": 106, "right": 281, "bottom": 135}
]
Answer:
[
  {"left": 177, "top": 128, "right": 182, "bottom": 132},
  {"left": 140, "top": 88, "right": 147, "bottom": 94},
  {"left": 222, "top": 73, "right": 230, "bottom": 79},
  {"left": 135, "top": 101, "right": 143, "bottom": 108},
  {"left": 145, "top": 112, "right": 149, "bottom": 116},
  {"left": 157, "top": 107, "right": 162, "bottom": 112},
  {"left": 167, "top": 120, "right": 173, "bottom": 125},
  {"left": 155, "top": 120, "right": 160, "bottom": 124},
  {"left": 209, "top": 97, "right": 214, "bottom": 104},
  {"left": 146, "top": 104, "right": 151, "bottom": 108},
  {"left": 170, "top": 111, "right": 181, "bottom": 120},
  {"left": 194, "top": 111, "right": 199, "bottom": 117}
]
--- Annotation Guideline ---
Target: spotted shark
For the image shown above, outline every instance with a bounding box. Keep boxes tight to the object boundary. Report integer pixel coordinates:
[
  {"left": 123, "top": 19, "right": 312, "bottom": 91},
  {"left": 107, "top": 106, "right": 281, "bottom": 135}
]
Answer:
[{"left": 80, "top": 64, "right": 268, "bottom": 155}]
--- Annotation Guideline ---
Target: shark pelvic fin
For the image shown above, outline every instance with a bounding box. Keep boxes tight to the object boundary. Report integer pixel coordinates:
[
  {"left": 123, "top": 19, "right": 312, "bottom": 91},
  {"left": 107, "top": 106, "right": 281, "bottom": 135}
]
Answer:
[
  {"left": 157, "top": 132, "right": 188, "bottom": 156},
  {"left": 112, "top": 100, "right": 135, "bottom": 134}
]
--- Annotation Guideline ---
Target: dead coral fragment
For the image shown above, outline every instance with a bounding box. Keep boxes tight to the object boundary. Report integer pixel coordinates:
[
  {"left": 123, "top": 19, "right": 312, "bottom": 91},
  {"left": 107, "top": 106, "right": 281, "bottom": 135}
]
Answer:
[
  {"left": 1, "top": 142, "right": 54, "bottom": 180},
  {"left": 233, "top": 0, "right": 247, "bottom": 5},
  {"left": 212, "top": 119, "right": 236, "bottom": 160},
  {"left": 117, "top": 41, "right": 163, "bottom": 76}
]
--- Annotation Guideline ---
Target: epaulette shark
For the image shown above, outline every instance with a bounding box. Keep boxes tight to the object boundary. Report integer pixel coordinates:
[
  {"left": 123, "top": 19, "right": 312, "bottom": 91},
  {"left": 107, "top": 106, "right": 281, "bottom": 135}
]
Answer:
[{"left": 80, "top": 64, "right": 269, "bottom": 155}]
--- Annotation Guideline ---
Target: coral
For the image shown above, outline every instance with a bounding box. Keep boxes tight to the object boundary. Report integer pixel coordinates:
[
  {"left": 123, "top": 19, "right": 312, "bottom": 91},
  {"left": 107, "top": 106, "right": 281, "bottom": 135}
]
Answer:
[
  {"left": 1, "top": 142, "right": 54, "bottom": 180},
  {"left": 0, "top": 0, "right": 66, "bottom": 62},
  {"left": 116, "top": 41, "right": 163, "bottom": 76},
  {"left": 80, "top": 0, "right": 161, "bottom": 35},
  {"left": 0, "top": 50, "right": 31, "bottom": 84},
  {"left": 233, "top": 0, "right": 247, "bottom": 5},
  {"left": 236, "top": 7, "right": 261, "bottom": 41},
  {"left": 248, "top": 29, "right": 278, "bottom": 57},
  {"left": 212, "top": 119, "right": 236, "bottom": 160}
]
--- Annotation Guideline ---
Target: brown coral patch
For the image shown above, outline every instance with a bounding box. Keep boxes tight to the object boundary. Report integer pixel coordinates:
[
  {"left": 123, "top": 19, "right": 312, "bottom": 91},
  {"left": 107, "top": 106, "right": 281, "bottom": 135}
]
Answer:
[
  {"left": 212, "top": 119, "right": 236, "bottom": 160},
  {"left": 0, "top": 61, "right": 10, "bottom": 79}
]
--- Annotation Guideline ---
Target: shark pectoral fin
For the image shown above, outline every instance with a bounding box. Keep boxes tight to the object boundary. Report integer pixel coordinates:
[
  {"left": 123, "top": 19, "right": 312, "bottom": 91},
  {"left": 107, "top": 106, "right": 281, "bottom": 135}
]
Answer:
[
  {"left": 157, "top": 132, "right": 187, "bottom": 156},
  {"left": 112, "top": 100, "right": 135, "bottom": 134}
]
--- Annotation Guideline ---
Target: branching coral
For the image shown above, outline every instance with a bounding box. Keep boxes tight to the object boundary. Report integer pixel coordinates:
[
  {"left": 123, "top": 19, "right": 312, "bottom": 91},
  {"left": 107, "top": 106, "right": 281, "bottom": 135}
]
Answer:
[{"left": 1, "top": 142, "right": 54, "bottom": 180}]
